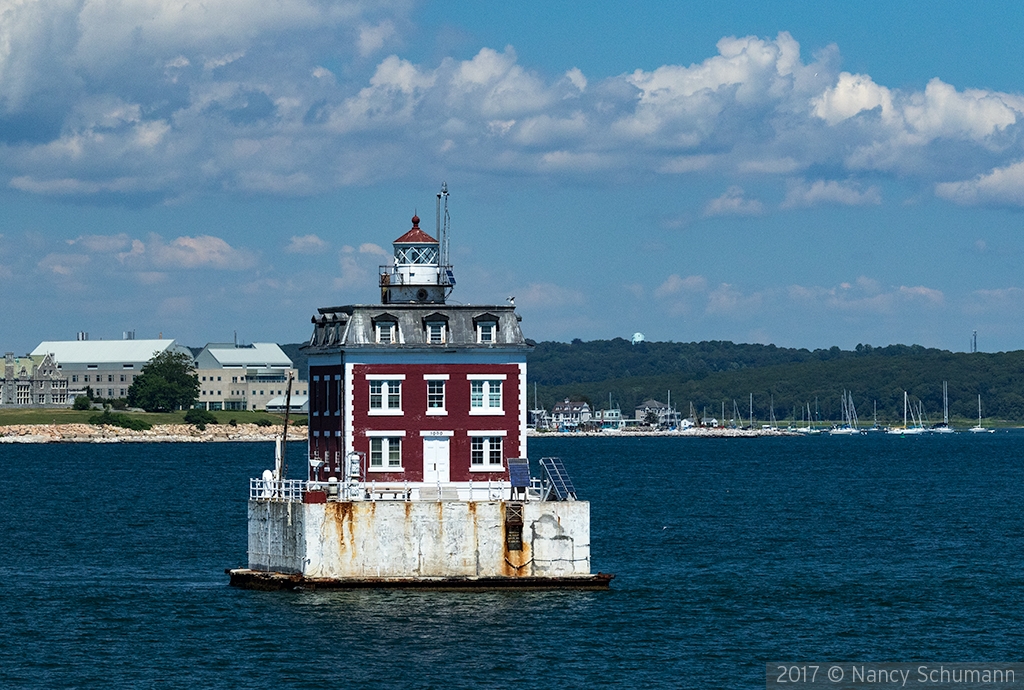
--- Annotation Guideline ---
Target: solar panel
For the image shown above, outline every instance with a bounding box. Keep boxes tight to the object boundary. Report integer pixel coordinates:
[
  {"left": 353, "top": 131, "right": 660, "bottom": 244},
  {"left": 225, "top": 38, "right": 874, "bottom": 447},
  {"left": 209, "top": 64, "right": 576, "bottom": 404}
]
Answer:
[
  {"left": 445, "top": 269, "right": 457, "bottom": 286},
  {"left": 507, "top": 457, "right": 531, "bottom": 488},
  {"left": 539, "top": 456, "right": 577, "bottom": 501}
]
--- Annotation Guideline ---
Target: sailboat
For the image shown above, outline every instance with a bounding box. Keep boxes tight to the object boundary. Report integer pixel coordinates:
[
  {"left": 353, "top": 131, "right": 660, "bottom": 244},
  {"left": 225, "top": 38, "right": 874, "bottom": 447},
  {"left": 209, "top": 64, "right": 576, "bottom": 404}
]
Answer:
[
  {"left": 969, "top": 394, "right": 995, "bottom": 433},
  {"left": 866, "top": 400, "right": 883, "bottom": 432},
  {"left": 932, "top": 381, "right": 955, "bottom": 433},
  {"left": 765, "top": 394, "right": 779, "bottom": 431},
  {"left": 830, "top": 390, "right": 862, "bottom": 435},
  {"left": 888, "top": 391, "right": 926, "bottom": 434},
  {"left": 905, "top": 395, "right": 927, "bottom": 434},
  {"left": 794, "top": 402, "right": 822, "bottom": 434}
]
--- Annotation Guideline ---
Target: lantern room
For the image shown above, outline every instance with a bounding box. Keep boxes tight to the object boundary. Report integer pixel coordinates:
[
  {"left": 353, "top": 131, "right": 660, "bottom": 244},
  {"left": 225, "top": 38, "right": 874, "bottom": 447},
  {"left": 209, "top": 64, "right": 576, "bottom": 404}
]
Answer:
[{"left": 379, "top": 214, "right": 453, "bottom": 304}]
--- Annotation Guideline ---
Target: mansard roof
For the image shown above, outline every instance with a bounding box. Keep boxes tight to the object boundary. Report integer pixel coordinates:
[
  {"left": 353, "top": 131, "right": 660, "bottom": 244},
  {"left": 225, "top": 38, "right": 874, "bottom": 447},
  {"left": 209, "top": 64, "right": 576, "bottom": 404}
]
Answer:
[{"left": 306, "top": 303, "right": 530, "bottom": 351}]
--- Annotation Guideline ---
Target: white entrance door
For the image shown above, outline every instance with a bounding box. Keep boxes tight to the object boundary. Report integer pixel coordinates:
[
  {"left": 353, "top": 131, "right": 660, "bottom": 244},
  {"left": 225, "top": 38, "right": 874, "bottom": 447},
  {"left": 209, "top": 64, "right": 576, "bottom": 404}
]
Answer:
[{"left": 422, "top": 437, "right": 450, "bottom": 483}]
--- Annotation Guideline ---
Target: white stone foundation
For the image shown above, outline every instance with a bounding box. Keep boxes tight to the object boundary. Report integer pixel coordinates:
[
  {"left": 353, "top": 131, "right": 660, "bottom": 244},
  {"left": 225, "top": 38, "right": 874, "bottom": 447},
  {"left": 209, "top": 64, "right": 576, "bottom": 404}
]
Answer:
[{"left": 248, "top": 499, "right": 591, "bottom": 579}]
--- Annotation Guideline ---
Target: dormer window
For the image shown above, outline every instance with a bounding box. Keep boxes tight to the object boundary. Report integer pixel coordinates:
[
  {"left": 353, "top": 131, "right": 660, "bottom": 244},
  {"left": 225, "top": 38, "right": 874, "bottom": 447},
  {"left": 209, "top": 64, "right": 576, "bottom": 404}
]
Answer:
[
  {"left": 422, "top": 313, "right": 449, "bottom": 344},
  {"left": 478, "top": 321, "right": 496, "bottom": 344},
  {"left": 426, "top": 321, "right": 446, "bottom": 344},
  {"left": 376, "top": 321, "right": 397, "bottom": 344},
  {"left": 474, "top": 313, "right": 499, "bottom": 344}
]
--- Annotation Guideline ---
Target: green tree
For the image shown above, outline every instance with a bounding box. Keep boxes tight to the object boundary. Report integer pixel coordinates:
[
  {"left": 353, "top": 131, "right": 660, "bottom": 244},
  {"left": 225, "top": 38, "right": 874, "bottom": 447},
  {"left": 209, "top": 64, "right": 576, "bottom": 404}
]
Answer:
[
  {"left": 184, "top": 407, "right": 218, "bottom": 429},
  {"left": 127, "top": 350, "right": 200, "bottom": 412}
]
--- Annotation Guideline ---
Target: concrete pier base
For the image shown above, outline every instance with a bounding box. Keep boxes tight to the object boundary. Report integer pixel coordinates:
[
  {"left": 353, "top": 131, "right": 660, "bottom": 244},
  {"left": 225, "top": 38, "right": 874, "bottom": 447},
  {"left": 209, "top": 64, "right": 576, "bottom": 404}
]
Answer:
[
  {"left": 244, "top": 498, "right": 597, "bottom": 583},
  {"left": 227, "top": 568, "right": 613, "bottom": 590}
]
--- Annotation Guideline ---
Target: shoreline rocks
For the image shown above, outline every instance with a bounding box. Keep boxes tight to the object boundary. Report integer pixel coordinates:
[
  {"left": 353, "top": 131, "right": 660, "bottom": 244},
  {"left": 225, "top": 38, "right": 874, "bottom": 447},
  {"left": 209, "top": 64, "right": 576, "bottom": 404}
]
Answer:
[{"left": 0, "top": 423, "right": 305, "bottom": 444}]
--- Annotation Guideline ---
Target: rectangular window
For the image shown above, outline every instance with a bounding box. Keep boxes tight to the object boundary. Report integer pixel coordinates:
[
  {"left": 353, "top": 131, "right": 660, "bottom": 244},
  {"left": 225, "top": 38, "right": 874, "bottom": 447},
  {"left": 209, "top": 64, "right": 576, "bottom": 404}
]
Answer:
[
  {"left": 72, "top": 375, "right": 78, "bottom": 383},
  {"left": 376, "top": 322, "right": 396, "bottom": 344},
  {"left": 369, "top": 437, "right": 402, "bottom": 469},
  {"left": 120, "top": 374, "right": 126, "bottom": 382},
  {"left": 84, "top": 375, "right": 90, "bottom": 383},
  {"left": 369, "top": 380, "right": 402, "bottom": 413},
  {"left": 108, "top": 375, "right": 113, "bottom": 382},
  {"left": 470, "top": 380, "right": 502, "bottom": 413},
  {"left": 478, "top": 322, "right": 496, "bottom": 343},
  {"left": 427, "top": 380, "right": 445, "bottom": 410},
  {"left": 426, "top": 322, "right": 445, "bottom": 344},
  {"left": 471, "top": 436, "right": 503, "bottom": 467}
]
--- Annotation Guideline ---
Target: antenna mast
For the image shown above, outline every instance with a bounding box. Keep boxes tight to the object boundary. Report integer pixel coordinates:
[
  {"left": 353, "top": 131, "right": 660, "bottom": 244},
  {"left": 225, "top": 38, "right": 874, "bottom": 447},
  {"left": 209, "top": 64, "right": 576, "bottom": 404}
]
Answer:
[{"left": 437, "top": 182, "right": 450, "bottom": 271}]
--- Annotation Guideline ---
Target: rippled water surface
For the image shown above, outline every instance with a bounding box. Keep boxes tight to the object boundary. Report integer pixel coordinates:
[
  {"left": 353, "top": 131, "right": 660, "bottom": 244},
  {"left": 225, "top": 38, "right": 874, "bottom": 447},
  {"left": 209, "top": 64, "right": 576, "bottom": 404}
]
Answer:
[{"left": 2, "top": 433, "right": 1023, "bottom": 688}]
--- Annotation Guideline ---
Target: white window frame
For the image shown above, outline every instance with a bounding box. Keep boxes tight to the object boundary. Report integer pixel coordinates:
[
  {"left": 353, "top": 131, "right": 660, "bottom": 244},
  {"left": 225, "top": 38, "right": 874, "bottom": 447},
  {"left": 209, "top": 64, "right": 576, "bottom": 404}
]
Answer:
[
  {"left": 368, "top": 435, "right": 403, "bottom": 471},
  {"left": 375, "top": 321, "right": 397, "bottom": 344},
  {"left": 477, "top": 321, "right": 497, "bottom": 344},
  {"left": 424, "top": 374, "right": 448, "bottom": 415},
  {"left": 367, "top": 374, "right": 405, "bottom": 415},
  {"left": 468, "top": 431, "right": 506, "bottom": 471},
  {"left": 426, "top": 321, "right": 446, "bottom": 344},
  {"left": 468, "top": 374, "right": 506, "bottom": 415}
]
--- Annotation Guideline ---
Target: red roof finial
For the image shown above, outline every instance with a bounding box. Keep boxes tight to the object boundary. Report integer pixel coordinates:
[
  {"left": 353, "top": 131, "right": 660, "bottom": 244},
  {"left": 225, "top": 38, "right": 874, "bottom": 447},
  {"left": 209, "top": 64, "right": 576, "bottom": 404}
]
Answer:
[{"left": 394, "top": 212, "right": 438, "bottom": 244}]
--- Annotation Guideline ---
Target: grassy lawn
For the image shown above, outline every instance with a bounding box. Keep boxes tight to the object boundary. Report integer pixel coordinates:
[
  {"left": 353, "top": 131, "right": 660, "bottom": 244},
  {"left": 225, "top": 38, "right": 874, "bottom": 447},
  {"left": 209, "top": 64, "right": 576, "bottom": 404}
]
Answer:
[{"left": 0, "top": 408, "right": 307, "bottom": 427}]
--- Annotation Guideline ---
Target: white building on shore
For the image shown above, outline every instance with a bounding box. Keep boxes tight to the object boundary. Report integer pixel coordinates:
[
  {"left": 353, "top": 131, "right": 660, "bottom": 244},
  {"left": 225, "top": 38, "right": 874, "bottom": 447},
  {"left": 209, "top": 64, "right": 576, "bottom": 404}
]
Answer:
[
  {"left": 193, "top": 342, "right": 304, "bottom": 411},
  {"left": 31, "top": 338, "right": 190, "bottom": 400}
]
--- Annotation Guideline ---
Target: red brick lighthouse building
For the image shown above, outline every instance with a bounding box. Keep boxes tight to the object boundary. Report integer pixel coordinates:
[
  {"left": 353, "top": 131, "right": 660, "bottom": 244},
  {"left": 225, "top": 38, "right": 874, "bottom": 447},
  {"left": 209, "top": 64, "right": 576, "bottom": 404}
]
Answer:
[{"left": 305, "top": 192, "right": 528, "bottom": 499}]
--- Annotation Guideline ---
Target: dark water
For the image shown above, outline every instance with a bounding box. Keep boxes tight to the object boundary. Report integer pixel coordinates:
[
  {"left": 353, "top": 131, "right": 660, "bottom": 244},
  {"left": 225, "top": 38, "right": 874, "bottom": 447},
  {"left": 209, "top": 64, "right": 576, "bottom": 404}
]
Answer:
[{"left": 2, "top": 433, "right": 1023, "bottom": 689}]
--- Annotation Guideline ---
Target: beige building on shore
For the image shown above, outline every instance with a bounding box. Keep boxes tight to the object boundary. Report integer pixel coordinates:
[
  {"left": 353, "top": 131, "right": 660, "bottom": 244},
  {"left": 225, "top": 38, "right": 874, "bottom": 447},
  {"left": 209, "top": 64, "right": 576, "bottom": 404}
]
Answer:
[{"left": 193, "top": 342, "right": 305, "bottom": 411}]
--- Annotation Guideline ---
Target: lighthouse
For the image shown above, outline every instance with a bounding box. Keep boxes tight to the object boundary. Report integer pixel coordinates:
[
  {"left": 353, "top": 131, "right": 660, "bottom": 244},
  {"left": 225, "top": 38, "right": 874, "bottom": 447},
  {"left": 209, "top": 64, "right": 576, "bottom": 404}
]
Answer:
[
  {"left": 379, "top": 182, "right": 454, "bottom": 305},
  {"left": 232, "top": 184, "right": 609, "bottom": 590},
  {"left": 380, "top": 215, "right": 452, "bottom": 304}
]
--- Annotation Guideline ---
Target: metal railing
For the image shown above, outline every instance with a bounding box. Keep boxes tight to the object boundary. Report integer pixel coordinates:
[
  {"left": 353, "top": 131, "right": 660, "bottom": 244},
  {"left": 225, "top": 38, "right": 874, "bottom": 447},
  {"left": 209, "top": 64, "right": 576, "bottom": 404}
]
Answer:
[
  {"left": 249, "top": 478, "right": 306, "bottom": 502},
  {"left": 249, "top": 478, "right": 530, "bottom": 503},
  {"left": 379, "top": 264, "right": 454, "bottom": 287}
]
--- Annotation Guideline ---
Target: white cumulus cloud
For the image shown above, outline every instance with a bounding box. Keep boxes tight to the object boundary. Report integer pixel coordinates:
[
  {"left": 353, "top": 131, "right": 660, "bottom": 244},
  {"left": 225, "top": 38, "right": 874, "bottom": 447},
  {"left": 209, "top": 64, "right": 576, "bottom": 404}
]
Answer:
[
  {"left": 935, "top": 160, "right": 1024, "bottom": 206},
  {"left": 286, "top": 234, "right": 328, "bottom": 254},
  {"left": 703, "top": 187, "right": 764, "bottom": 217},
  {"left": 150, "top": 235, "right": 256, "bottom": 270},
  {"left": 2, "top": 17, "right": 1024, "bottom": 207},
  {"left": 782, "top": 179, "right": 882, "bottom": 208}
]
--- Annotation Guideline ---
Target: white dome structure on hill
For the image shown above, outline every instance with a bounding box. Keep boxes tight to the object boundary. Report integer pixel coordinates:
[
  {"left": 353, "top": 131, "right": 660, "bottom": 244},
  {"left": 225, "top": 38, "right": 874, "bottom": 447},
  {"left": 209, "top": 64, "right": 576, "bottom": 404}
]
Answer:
[{"left": 631, "top": 332, "right": 646, "bottom": 345}]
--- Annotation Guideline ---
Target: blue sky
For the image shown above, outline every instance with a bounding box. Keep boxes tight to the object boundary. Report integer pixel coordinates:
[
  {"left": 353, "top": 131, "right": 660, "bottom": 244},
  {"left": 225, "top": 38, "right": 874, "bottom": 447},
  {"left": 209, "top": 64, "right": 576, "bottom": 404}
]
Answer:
[{"left": 4, "top": 1, "right": 1024, "bottom": 355}]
